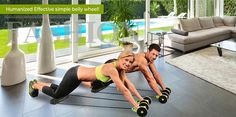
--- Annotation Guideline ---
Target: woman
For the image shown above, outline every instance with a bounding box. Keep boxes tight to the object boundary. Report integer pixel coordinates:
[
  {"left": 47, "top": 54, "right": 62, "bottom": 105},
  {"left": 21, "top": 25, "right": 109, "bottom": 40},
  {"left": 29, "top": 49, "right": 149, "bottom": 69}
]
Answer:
[{"left": 29, "top": 50, "right": 144, "bottom": 111}]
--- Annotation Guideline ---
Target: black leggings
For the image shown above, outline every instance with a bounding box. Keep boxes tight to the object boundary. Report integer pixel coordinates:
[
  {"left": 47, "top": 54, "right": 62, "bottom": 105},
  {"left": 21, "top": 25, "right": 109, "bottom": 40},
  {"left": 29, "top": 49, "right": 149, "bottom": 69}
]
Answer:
[{"left": 42, "top": 66, "right": 81, "bottom": 99}]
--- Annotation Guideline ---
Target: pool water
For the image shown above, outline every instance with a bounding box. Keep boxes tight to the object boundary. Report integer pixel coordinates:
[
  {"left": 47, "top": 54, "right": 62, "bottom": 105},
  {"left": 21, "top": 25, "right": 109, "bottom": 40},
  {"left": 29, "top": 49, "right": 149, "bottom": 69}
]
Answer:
[{"left": 35, "top": 21, "right": 157, "bottom": 38}]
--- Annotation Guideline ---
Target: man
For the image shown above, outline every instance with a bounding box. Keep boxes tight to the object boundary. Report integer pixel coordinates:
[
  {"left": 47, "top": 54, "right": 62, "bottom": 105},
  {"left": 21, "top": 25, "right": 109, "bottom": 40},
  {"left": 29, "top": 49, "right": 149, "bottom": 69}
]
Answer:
[
  {"left": 125, "top": 43, "right": 166, "bottom": 96},
  {"left": 86, "top": 43, "right": 167, "bottom": 97}
]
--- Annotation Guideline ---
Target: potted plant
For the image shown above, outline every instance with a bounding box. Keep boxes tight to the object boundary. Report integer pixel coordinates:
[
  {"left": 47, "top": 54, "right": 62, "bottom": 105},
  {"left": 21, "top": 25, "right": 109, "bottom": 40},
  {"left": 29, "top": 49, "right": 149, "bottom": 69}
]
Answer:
[{"left": 107, "top": 0, "right": 137, "bottom": 46}]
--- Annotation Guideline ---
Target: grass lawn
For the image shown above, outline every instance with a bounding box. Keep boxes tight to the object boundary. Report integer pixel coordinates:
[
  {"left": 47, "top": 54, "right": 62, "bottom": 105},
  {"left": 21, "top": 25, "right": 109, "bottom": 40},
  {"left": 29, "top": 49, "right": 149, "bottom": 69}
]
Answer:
[{"left": 0, "top": 26, "right": 172, "bottom": 58}]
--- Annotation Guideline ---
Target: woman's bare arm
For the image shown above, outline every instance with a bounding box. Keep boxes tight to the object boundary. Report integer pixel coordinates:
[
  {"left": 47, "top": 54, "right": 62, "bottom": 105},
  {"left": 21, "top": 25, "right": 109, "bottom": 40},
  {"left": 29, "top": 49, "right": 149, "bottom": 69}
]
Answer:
[
  {"left": 104, "top": 65, "right": 139, "bottom": 109},
  {"left": 123, "top": 75, "right": 144, "bottom": 101}
]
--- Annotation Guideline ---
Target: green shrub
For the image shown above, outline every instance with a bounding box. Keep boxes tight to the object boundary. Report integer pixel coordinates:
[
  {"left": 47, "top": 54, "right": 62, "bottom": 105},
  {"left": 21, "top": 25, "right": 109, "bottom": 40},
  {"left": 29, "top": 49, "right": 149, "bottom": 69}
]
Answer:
[{"left": 224, "top": 0, "right": 236, "bottom": 16}]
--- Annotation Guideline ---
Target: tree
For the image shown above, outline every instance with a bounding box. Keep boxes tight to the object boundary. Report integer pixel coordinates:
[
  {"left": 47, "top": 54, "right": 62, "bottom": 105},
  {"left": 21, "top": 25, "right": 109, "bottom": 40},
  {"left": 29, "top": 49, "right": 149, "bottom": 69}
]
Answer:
[
  {"left": 176, "top": 0, "right": 188, "bottom": 15},
  {"left": 150, "top": 1, "right": 160, "bottom": 18}
]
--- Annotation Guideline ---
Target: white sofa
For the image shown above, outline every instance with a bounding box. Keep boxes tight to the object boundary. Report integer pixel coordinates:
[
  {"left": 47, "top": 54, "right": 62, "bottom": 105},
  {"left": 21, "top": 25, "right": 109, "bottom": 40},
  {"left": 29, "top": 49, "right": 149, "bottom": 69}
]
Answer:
[{"left": 168, "top": 16, "right": 236, "bottom": 52}]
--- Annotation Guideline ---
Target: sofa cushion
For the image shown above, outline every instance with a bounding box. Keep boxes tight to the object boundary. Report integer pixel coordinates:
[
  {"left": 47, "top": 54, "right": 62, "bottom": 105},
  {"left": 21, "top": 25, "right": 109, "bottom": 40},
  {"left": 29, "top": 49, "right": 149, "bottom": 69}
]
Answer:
[
  {"left": 212, "top": 16, "right": 224, "bottom": 27},
  {"left": 199, "top": 17, "right": 215, "bottom": 29},
  {"left": 169, "top": 27, "right": 231, "bottom": 44},
  {"left": 171, "top": 28, "right": 188, "bottom": 36},
  {"left": 231, "top": 27, "right": 236, "bottom": 38},
  {"left": 180, "top": 18, "right": 202, "bottom": 32},
  {"left": 168, "top": 33, "right": 189, "bottom": 44},
  {"left": 223, "top": 16, "right": 236, "bottom": 26},
  {"left": 231, "top": 28, "right": 236, "bottom": 33},
  {"left": 217, "top": 26, "right": 236, "bottom": 32}
]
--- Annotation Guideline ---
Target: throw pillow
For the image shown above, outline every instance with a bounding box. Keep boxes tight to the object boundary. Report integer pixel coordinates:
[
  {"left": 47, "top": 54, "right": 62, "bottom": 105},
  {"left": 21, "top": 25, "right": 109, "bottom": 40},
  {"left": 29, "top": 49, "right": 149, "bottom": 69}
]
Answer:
[
  {"left": 171, "top": 28, "right": 188, "bottom": 36},
  {"left": 199, "top": 17, "right": 215, "bottom": 29},
  {"left": 223, "top": 16, "right": 236, "bottom": 26},
  {"left": 180, "top": 18, "right": 202, "bottom": 32},
  {"left": 212, "top": 16, "right": 224, "bottom": 27}
]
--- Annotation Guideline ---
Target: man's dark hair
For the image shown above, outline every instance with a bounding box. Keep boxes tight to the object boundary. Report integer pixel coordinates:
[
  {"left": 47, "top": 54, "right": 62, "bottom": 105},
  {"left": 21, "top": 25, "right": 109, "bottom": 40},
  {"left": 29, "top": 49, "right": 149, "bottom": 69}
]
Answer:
[
  {"left": 148, "top": 44, "right": 161, "bottom": 52},
  {"left": 105, "top": 58, "right": 117, "bottom": 63}
]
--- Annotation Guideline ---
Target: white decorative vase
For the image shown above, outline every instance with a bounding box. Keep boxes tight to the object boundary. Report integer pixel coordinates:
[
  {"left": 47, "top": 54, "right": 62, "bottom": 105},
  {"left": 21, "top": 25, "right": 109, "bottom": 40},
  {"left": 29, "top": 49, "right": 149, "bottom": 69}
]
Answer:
[
  {"left": 137, "top": 39, "right": 144, "bottom": 53},
  {"left": 37, "top": 0, "right": 56, "bottom": 74},
  {"left": 1, "top": 29, "right": 26, "bottom": 86},
  {"left": 122, "top": 41, "right": 134, "bottom": 51}
]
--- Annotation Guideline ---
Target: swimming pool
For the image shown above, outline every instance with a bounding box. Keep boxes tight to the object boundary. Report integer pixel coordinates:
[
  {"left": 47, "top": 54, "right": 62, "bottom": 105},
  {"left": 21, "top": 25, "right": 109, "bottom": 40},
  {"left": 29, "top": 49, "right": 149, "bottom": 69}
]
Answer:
[{"left": 35, "top": 21, "right": 158, "bottom": 38}]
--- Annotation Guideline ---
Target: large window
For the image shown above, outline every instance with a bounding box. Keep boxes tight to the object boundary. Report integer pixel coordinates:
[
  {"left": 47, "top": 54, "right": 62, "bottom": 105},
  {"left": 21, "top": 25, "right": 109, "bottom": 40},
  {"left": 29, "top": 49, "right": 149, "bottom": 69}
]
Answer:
[
  {"left": 0, "top": 0, "right": 178, "bottom": 61},
  {"left": 0, "top": 0, "right": 74, "bottom": 61},
  {"left": 188, "top": 0, "right": 233, "bottom": 17},
  {"left": 196, "top": 0, "right": 215, "bottom": 17}
]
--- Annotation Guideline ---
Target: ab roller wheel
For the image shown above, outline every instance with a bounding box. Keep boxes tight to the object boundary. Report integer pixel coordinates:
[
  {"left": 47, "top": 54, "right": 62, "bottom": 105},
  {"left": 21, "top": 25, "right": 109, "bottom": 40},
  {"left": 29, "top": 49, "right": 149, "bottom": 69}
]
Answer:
[
  {"left": 139, "top": 101, "right": 149, "bottom": 110},
  {"left": 137, "top": 107, "right": 148, "bottom": 117},
  {"left": 143, "top": 96, "right": 152, "bottom": 104},
  {"left": 135, "top": 96, "right": 152, "bottom": 116},
  {"left": 158, "top": 87, "right": 172, "bottom": 104},
  {"left": 158, "top": 95, "right": 168, "bottom": 104},
  {"left": 165, "top": 87, "right": 171, "bottom": 94}
]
